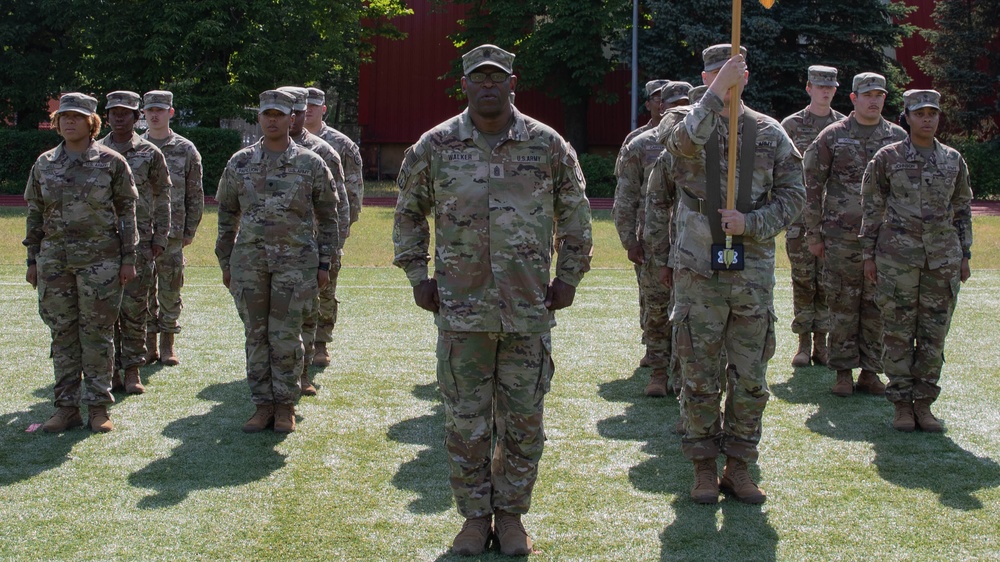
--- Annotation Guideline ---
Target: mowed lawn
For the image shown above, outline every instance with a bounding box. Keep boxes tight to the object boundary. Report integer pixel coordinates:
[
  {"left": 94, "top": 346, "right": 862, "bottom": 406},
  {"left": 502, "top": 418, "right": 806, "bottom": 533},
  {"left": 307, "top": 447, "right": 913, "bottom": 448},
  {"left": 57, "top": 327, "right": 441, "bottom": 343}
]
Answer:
[{"left": 0, "top": 206, "right": 998, "bottom": 560}]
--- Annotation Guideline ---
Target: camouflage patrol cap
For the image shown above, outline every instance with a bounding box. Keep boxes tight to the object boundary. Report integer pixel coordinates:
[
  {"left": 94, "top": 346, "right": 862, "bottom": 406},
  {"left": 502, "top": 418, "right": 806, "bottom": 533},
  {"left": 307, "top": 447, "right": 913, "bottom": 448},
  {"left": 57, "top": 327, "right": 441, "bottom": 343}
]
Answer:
[
  {"left": 55, "top": 92, "right": 98, "bottom": 116},
  {"left": 143, "top": 90, "right": 173, "bottom": 109},
  {"left": 903, "top": 89, "right": 941, "bottom": 112},
  {"left": 258, "top": 90, "right": 294, "bottom": 115},
  {"left": 462, "top": 44, "right": 515, "bottom": 75},
  {"left": 807, "top": 65, "right": 839, "bottom": 87},
  {"left": 702, "top": 44, "right": 747, "bottom": 72},
  {"left": 306, "top": 87, "right": 325, "bottom": 106},
  {"left": 689, "top": 85, "right": 709, "bottom": 105},
  {"left": 277, "top": 86, "right": 309, "bottom": 111},
  {"left": 645, "top": 80, "right": 669, "bottom": 98},
  {"left": 852, "top": 72, "right": 887, "bottom": 94},
  {"left": 106, "top": 90, "right": 141, "bottom": 111},
  {"left": 662, "top": 81, "right": 693, "bottom": 104}
]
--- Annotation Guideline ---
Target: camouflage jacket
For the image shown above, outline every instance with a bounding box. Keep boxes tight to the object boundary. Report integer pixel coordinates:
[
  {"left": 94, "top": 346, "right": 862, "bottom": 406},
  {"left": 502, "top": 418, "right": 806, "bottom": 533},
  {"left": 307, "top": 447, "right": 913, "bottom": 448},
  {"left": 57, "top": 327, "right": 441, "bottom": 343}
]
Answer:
[
  {"left": 291, "top": 129, "right": 349, "bottom": 248},
  {"left": 24, "top": 140, "right": 139, "bottom": 267},
  {"left": 642, "top": 148, "right": 677, "bottom": 269},
  {"left": 317, "top": 124, "right": 363, "bottom": 225},
  {"left": 622, "top": 119, "right": 655, "bottom": 146},
  {"left": 215, "top": 139, "right": 339, "bottom": 272},
  {"left": 613, "top": 127, "right": 665, "bottom": 250},
  {"left": 802, "top": 113, "right": 906, "bottom": 245},
  {"left": 780, "top": 107, "right": 845, "bottom": 235},
  {"left": 99, "top": 132, "right": 171, "bottom": 252},
  {"left": 657, "top": 90, "right": 805, "bottom": 278},
  {"left": 141, "top": 129, "right": 204, "bottom": 241},
  {"left": 393, "top": 107, "right": 593, "bottom": 333},
  {"left": 860, "top": 137, "right": 973, "bottom": 269}
]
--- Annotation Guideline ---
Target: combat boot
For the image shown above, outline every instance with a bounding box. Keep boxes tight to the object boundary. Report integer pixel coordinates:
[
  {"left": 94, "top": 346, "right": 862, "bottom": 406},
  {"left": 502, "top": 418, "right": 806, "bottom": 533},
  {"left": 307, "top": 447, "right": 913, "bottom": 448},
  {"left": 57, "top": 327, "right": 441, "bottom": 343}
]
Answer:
[
  {"left": 811, "top": 332, "right": 829, "bottom": 366},
  {"left": 639, "top": 350, "right": 653, "bottom": 368},
  {"left": 831, "top": 370, "right": 854, "bottom": 397},
  {"left": 300, "top": 371, "right": 317, "bottom": 396},
  {"left": 41, "top": 406, "right": 83, "bottom": 433},
  {"left": 690, "top": 459, "right": 720, "bottom": 504},
  {"left": 124, "top": 367, "right": 145, "bottom": 394},
  {"left": 111, "top": 370, "right": 125, "bottom": 393},
  {"left": 274, "top": 404, "right": 296, "bottom": 433},
  {"left": 892, "top": 401, "right": 915, "bottom": 432},
  {"left": 721, "top": 457, "right": 767, "bottom": 504},
  {"left": 856, "top": 370, "right": 885, "bottom": 395},
  {"left": 144, "top": 332, "right": 158, "bottom": 364},
  {"left": 242, "top": 404, "right": 274, "bottom": 433},
  {"left": 495, "top": 510, "right": 532, "bottom": 556},
  {"left": 452, "top": 515, "right": 493, "bottom": 556},
  {"left": 160, "top": 333, "right": 179, "bottom": 366},
  {"left": 913, "top": 399, "right": 943, "bottom": 432},
  {"left": 88, "top": 405, "right": 113, "bottom": 433},
  {"left": 644, "top": 369, "right": 669, "bottom": 397},
  {"left": 791, "top": 332, "right": 812, "bottom": 367},
  {"left": 313, "top": 341, "right": 331, "bottom": 367}
]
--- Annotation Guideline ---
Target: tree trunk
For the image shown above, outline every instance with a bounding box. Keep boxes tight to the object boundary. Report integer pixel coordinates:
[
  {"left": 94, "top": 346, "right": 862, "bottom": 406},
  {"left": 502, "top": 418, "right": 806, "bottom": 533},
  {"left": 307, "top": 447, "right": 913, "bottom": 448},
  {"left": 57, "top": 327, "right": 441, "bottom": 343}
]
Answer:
[{"left": 562, "top": 97, "right": 589, "bottom": 154}]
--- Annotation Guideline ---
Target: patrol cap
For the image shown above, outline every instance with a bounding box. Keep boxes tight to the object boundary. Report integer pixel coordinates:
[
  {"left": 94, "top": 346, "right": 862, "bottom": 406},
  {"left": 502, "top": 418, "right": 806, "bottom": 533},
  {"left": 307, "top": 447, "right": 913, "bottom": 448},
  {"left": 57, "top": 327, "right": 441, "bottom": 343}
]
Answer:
[
  {"left": 645, "top": 79, "right": 669, "bottom": 98},
  {"left": 462, "top": 44, "right": 515, "bottom": 75},
  {"left": 55, "top": 92, "right": 98, "bottom": 116},
  {"left": 852, "top": 72, "right": 887, "bottom": 94},
  {"left": 662, "top": 81, "right": 693, "bottom": 104},
  {"left": 106, "top": 90, "right": 141, "bottom": 111},
  {"left": 689, "top": 85, "right": 709, "bottom": 105},
  {"left": 143, "top": 90, "right": 173, "bottom": 109},
  {"left": 807, "top": 65, "right": 839, "bottom": 87},
  {"left": 258, "top": 90, "right": 294, "bottom": 114},
  {"left": 277, "top": 86, "right": 309, "bottom": 111},
  {"left": 306, "top": 87, "right": 325, "bottom": 106},
  {"left": 703, "top": 44, "right": 747, "bottom": 72},
  {"left": 903, "top": 89, "right": 941, "bottom": 112}
]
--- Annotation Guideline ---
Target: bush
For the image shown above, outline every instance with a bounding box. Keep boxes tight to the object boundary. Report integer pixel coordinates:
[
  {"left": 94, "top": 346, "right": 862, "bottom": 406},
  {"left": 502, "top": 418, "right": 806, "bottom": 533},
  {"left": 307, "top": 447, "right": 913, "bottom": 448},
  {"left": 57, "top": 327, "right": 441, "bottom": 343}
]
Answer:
[
  {"left": 579, "top": 152, "right": 617, "bottom": 199},
  {"left": 172, "top": 127, "right": 242, "bottom": 196},
  {"left": 951, "top": 137, "right": 1000, "bottom": 200}
]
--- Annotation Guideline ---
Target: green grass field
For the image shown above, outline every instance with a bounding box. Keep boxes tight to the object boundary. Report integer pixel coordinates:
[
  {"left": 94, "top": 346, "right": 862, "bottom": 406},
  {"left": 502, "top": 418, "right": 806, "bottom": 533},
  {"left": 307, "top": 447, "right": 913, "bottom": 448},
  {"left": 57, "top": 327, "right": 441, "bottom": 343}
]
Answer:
[{"left": 1, "top": 207, "right": 998, "bottom": 560}]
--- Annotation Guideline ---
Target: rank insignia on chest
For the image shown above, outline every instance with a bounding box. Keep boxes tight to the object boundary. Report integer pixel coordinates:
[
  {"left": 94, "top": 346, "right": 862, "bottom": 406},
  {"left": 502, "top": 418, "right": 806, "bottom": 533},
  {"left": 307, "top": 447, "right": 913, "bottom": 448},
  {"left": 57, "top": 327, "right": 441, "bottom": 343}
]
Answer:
[
  {"left": 710, "top": 242, "right": 745, "bottom": 271},
  {"left": 491, "top": 164, "right": 504, "bottom": 178}
]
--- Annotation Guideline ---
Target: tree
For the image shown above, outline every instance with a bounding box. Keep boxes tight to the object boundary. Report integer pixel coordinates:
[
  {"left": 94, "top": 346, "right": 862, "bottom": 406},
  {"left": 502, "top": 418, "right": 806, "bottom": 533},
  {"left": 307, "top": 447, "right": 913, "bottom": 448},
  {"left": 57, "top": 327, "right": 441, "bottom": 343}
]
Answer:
[{"left": 916, "top": 0, "right": 1000, "bottom": 140}]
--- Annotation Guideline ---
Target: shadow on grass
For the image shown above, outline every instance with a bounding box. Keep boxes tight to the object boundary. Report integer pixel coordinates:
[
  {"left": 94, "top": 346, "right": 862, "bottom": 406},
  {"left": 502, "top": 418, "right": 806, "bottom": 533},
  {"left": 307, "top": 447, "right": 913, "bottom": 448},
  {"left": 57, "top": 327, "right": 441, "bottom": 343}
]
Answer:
[
  {"left": 386, "top": 382, "right": 451, "bottom": 514},
  {"left": 0, "top": 386, "right": 90, "bottom": 487},
  {"left": 772, "top": 365, "right": 1000, "bottom": 510},
  {"left": 128, "top": 379, "right": 287, "bottom": 509}
]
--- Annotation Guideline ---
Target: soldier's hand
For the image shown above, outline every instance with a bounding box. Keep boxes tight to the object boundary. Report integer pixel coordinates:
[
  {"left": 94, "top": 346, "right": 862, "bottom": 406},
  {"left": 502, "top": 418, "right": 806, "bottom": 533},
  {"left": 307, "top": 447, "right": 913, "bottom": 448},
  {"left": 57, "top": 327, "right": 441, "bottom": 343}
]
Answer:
[
  {"left": 961, "top": 257, "right": 971, "bottom": 283},
  {"left": 317, "top": 269, "right": 330, "bottom": 290},
  {"left": 657, "top": 266, "right": 673, "bottom": 289},
  {"left": 708, "top": 54, "right": 747, "bottom": 101},
  {"left": 26, "top": 264, "right": 37, "bottom": 289},
  {"left": 222, "top": 268, "right": 231, "bottom": 289},
  {"left": 183, "top": 237, "right": 193, "bottom": 247},
  {"left": 719, "top": 209, "right": 746, "bottom": 236},
  {"left": 544, "top": 278, "right": 576, "bottom": 311},
  {"left": 152, "top": 244, "right": 165, "bottom": 259},
  {"left": 119, "top": 264, "right": 137, "bottom": 285},
  {"left": 863, "top": 259, "right": 877, "bottom": 283},
  {"left": 413, "top": 279, "right": 440, "bottom": 313},
  {"left": 627, "top": 242, "right": 645, "bottom": 265},
  {"left": 808, "top": 241, "right": 825, "bottom": 258}
]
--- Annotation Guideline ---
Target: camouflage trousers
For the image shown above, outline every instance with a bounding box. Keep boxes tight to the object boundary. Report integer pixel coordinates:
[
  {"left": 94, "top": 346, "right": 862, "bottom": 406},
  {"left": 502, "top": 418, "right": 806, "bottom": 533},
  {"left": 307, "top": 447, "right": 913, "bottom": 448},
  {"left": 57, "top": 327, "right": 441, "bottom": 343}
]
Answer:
[
  {"left": 633, "top": 262, "right": 647, "bottom": 345},
  {"left": 672, "top": 268, "right": 775, "bottom": 463},
  {"left": 314, "top": 260, "right": 342, "bottom": 344},
  {"left": 116, "top": 248, "right": 155, "bottom": 370},
  {"left": 149, "top": 237, "right": 185, "bottom": 334},
  {"left": 229, "top": 267, "right": 318, "bottom": 405},
  {"left": 436, "top": 330, "right": 554, "bottom": 518},
  {"left": 876, "top": 258, "right": 960, "bottom": 404},
  {"left": 638, "top": 259, "right": 674, "bottom": 374},
  {"left": 786, "top": 225, "right": 829, "bottom": 334},
  {"left": 822, "top": 239, "right": 882, "bottom": 372},
  {"left": 36, "top": 254, "right": 122, "bottom": 407}
]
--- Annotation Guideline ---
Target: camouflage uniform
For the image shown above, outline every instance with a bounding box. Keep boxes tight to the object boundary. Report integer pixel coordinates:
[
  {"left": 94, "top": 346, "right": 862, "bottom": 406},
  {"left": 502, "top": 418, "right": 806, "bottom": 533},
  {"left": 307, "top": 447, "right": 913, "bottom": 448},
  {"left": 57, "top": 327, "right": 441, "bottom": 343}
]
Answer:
[
  {"left": 803, "top": 97, "right": 906, "bottom": 375},
  {"left": 657, "top": 82, "right": 805, "bottom": 462},
  {"left": 216, "top": 117, "right": 340, "bottom": 406},
  {"left": 860, "top": 98, "right": 972, "bottom": 405},
  {"left": 622, "top": 79, "right": 668, "bottom": 147},
  {"left": 393, "top": 89, "right": 593, "bottom": 516},
  {"left": 25, "top": 113, "right": 139, "bottom": 407},
  {"left": 99, "top": 125, "right": 171, "bottom": 372}
]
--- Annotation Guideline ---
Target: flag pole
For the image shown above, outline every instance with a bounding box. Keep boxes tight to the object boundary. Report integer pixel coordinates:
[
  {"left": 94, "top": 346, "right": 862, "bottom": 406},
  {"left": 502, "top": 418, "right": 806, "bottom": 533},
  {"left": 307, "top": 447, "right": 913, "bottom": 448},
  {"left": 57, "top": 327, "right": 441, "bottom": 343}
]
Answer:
[{"left": 723, "top": 0, "right": 742, "bottom": 267}]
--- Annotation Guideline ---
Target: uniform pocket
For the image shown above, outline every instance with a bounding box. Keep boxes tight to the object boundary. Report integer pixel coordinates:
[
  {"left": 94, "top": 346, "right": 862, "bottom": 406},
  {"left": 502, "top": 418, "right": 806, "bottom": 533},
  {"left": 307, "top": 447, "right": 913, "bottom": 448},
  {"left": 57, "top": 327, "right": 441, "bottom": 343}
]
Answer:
[
  {"left": 875, "top": 268, "right": 896, "bottom": 314},
  {"left": 671, "top": 304, "right": 693, "bottom": 364},
  {"left": 536, "top": 333, "right": 555, "bottom": 396},
  {"left": 436, "top": 336, "right": 459, "bottom": 403},
  {"left": 762, "top": 308, "right": 778, "bottom": 362}
]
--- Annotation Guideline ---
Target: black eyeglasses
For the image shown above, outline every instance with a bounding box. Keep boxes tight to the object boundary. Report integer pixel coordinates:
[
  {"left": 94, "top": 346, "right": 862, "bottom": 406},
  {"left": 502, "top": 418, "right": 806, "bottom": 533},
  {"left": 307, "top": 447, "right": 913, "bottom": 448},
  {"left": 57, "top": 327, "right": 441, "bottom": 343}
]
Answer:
[{"left": 468, "top": 71, "right": 510, "bottom": 84}]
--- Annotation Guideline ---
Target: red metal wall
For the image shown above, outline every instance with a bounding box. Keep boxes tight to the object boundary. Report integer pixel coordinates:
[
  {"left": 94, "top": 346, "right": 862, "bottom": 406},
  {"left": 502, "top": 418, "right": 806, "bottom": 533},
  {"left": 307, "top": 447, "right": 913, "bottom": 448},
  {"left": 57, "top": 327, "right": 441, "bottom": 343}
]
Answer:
[{"left": 896, "top": 0, "right": 936, "bottom": 89}]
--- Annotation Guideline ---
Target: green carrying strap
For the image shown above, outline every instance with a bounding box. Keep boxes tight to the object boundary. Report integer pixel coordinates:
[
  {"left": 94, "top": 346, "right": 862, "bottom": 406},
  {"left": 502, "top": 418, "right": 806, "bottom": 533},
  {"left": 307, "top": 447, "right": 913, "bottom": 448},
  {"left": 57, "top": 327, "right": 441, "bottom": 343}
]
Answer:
[{"left": 704, "top": 107, "right": 759, "bottom": 245}]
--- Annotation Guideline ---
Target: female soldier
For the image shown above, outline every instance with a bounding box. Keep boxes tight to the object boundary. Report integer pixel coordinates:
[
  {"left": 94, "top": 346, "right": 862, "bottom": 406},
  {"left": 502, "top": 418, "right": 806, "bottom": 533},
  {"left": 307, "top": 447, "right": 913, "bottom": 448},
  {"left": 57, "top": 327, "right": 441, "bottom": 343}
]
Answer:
[
  {"left": 25, "top": 92, "right": 139, "bottom": 433},
  {"left": 860, "top": 89, "right": 973, "bottom": 433}
]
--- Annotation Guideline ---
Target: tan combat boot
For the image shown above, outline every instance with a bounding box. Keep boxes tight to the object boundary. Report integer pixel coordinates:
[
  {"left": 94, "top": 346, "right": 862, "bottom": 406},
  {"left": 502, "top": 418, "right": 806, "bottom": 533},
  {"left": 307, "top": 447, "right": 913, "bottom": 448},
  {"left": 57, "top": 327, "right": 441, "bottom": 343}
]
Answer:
[
  {"left": 639, "top": 350, "right": 653, "bottom": 368},
  {"left": 913, "top": 399, "right": 943, "bottom": 432},
  {"left": 312, "top": 341, "right": 331, "bottom": 367},
  {"left": 856, "top": 370, "right": 885, "bottom": 395},
  {"left": 144, "top": 332, "right": 159, "bottom": 364},
  {"left": 300, "top": 371, "right": 317, "bottom": 396},
  {"left": 690, "top": 459, "right": 720, "bottom": 504},
  {"left": 721, "top": 457, "right": 767, "bottom": 504},
  {"left": 111, "top": 370, "right": 125, "bottom": 393},
  {"left": 160, "top": 332, "right": 179, "bottom": 366},
  {"left": 124, "top": 367, "right": 145, "bottom": 394},
  {"left": 892, "top": 401, "right": 915, "bottom": 432},
  {"left": 831, "top": 370, "right": 854, "bottom": 397},
  {"left": 88, "top": 405, "right": 113, "bottom": 433},
  {"left": 242, "top": 404, "right": 275, "bottom": 433},
  {"left": 791, "top": 332, "right": 812, "bottom": 367},
  {"left": 41, "top": 406, "right": 83, "bottom": 433},
  {"left": 644, "top": 369, "right": 669, "bottom": 397},
  {"left": 495, "top": 510, "right": 533, "bottom": 556},
  {"left": 273, "top": 404, "right": 296, "bottom": 433},
  {"left": 452, "top": 515, "right": 493, "bottom": 556},
  {"left": 811, "top": 332, "right": 829, "bottom": 366}
]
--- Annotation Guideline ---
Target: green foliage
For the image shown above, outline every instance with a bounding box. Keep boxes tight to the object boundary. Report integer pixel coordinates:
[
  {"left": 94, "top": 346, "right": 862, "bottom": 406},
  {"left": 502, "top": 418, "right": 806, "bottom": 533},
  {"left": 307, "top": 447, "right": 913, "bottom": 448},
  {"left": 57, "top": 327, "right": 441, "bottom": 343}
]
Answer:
[
  {"left": 953, "top": 137, "right": 1000, "bottom": 200},
  {"left": 0, "top": 129, "right": 62, "bottom": 194},
  {"left": 579, "top": 152, "right": 617, "bottom": 199},
  {"left": 172, "top": 127, "right": 242, "bottom": 196}
]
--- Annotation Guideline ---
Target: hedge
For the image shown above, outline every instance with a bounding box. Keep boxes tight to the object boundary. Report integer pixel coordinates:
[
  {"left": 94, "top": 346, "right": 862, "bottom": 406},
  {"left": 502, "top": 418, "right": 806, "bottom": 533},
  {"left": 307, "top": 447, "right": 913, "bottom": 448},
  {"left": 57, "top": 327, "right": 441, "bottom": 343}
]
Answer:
[
  {"left": 579, "top": 152, "right": 617, "bottom": 199},
  {"left": 0, "top": 127, "right": 242, "bottom": 196},
  {"left": 951, "top": 137, "right": 1000, "bottom": 200}
]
